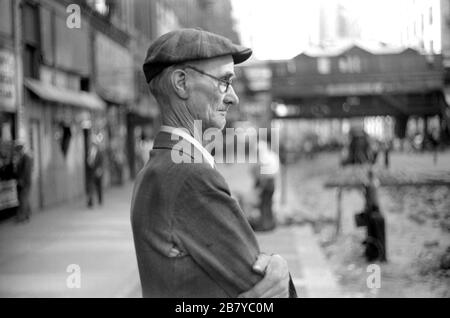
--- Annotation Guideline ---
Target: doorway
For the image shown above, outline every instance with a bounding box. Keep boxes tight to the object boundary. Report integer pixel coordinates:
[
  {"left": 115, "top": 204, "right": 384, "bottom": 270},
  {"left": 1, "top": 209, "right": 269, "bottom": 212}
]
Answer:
[{"left": 29, "top": 119, "right": 43, "bottom": 211}]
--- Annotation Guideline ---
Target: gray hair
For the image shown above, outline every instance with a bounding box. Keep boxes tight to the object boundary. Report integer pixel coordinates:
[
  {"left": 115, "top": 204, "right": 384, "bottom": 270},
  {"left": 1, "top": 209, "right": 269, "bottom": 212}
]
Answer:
[{"left": 148, "top": 64, "right": 188, "bottom": 106}]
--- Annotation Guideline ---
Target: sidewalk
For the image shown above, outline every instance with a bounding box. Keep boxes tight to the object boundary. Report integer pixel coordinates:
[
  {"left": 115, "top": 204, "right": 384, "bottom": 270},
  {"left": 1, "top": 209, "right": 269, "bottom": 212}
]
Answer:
[
  {"left": 218, "top": 163, "right": 342, "bottom": 298},
  {"left": 0, "top": 182, "right": 141, "bottom": 298},
  {"left": 0, "top": 166, "right": 342, "bottom": 298},
  {"left": 256, "top": 225, "right": 341, "bottom": 298}
]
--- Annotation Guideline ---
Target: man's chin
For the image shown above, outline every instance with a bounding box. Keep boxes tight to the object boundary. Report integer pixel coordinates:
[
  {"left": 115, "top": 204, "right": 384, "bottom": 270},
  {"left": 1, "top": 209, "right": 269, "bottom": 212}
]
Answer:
[
  {"left": 211, "top": 118, "right": 226, "bottom": 130},
  {"left": 218, "top": 121, "right": 226, "bottom": 130}
]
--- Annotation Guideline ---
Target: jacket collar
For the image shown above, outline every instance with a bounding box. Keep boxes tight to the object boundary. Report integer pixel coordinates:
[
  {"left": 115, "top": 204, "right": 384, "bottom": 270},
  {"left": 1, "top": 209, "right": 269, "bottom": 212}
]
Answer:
[{"left": 153, "top": 126, "right": 215, "bottom": 168}]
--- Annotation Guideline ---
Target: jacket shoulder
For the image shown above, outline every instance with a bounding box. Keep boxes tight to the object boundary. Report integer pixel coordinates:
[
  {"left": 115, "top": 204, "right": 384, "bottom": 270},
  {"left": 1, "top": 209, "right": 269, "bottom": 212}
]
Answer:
[{"left": 178, "top": 163, "right": 230, "bottom": 195}]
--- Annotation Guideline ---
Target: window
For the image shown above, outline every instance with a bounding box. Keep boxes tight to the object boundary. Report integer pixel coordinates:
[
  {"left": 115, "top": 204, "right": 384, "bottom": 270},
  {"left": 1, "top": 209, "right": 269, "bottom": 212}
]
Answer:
[
  {"left": 421, "top": 13, "right": 425, "bottom": 34},
  {"left": 40, "top": 6, "right": 54, "bottom": 65},
  {"left": 22, "top": 1, "right": 41, "bottom": 79},
  {"left": 317, "top": 58, "right": 331, "bottom": 74},
  {"left": 23, "top": 44, "right": 40, "bottom": 78},
  {"left": 429, "top": 7, "right": 433, "bottom": 25},
  {"left": 276, "top": 64, "right": 286, "bottom": 77},
  {"left": 80, "top": 77, "right": 90, "bottom": 92},
  {"left": 287, "top": 61, "right": 296, "bottom": 74},
  {"left": 0, "top": 0, "right": 12, "bottom": 36},
  {"left": 338, "top": 56, "right": 361, "bottom": 73}
]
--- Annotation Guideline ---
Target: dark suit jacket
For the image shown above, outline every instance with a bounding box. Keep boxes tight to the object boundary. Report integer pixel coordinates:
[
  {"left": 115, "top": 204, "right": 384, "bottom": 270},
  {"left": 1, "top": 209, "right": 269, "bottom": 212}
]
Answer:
[
  {"left": 130, "top": 131, "right": 264, "bottom": 297},
  {"left": 86, "top": 148, "right": 104, "bottom": 179},
  {"left": 15, "top": 153, "right": 33, "bottom": 189}
]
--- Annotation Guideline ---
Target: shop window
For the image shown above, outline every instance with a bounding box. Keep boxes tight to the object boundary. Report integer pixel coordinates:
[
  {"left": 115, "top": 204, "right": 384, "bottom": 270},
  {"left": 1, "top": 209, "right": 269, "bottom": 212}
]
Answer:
[{"left": 0, "top": 112, "right": 15, "bottom": 141}]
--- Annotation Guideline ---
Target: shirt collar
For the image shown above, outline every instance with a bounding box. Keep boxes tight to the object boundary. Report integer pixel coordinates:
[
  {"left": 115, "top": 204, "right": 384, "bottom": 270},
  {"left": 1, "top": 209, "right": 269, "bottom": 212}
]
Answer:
[{"left": 160, "top": 125, "right": 215, "bottom": 168}]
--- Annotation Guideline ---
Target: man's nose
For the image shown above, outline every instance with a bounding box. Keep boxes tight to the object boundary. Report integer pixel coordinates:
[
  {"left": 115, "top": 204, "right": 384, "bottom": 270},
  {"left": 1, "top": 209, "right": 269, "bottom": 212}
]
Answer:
[{"left": 224, "top": 85, "right": 239, "bottom": 107}]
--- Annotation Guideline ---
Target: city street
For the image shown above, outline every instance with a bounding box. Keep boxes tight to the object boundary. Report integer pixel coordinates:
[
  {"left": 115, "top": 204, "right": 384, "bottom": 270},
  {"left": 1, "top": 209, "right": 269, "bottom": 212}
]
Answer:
[
  {"left": 0, "top": 183, "right": 140, "bottom": 297},
  {"left": 220, "top": 149, "right": 450, "bottom": 297},
  {"left": 0, "top": 149, "right": 449, "bottom": 297},
  {"left": 0, "top": 0, "right": 449, "bottom": 301},
  {"left": 283, "top": 150, "right": 450, "bottom": 297},
  {"left": 0, "top": 163, "right": 343, "bottom": 298}
]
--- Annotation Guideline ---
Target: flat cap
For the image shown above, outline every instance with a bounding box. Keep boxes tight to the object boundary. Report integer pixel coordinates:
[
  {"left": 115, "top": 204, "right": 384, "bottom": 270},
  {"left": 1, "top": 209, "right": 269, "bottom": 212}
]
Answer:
[{"left": 143, "top": 28, "right": 252, "bottom": 83}]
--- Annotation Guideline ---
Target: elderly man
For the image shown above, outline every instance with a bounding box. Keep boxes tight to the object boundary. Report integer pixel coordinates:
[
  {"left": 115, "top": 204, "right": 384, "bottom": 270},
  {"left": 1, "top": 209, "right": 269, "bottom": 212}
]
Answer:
[{"left": 131, "top": 28, "right": 295, "bottom": 298}]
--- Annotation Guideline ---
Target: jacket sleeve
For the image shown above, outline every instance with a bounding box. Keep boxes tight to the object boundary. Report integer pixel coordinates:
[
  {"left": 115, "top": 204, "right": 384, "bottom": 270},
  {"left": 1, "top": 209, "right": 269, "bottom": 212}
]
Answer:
[{"left": 173, "top": 164, "right": 263, "bottom": 297}]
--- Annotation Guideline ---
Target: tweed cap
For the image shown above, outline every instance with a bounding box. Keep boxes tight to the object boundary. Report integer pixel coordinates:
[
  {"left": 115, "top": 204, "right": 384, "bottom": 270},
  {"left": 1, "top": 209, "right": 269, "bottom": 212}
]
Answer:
[{"left": 143, "top": 28, "right": 252, "bottom": 83}]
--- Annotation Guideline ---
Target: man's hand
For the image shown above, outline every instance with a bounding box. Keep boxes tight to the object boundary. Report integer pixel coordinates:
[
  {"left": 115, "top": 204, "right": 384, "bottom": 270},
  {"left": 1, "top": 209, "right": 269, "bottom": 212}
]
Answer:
[{"left": 238, "top": 253, "right": 289, "bottom": 298}]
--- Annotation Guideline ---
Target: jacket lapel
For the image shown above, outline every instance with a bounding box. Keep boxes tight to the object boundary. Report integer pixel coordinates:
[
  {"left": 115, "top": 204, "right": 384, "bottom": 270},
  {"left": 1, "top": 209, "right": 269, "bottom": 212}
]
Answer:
[{"left": 152, "top": 131, "right": 202, "bottom": 162}]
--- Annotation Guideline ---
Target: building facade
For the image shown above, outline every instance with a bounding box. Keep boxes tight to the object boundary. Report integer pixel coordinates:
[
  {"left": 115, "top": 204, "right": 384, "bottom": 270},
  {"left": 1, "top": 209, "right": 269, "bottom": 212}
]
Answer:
[
  {"left": 0, "top": 0, "right": 17, "bottom": 143},
  {"left": 398, "top": 0, "right": 450, "bottom": 143},
  {"left": 0, "top": 0, "right": 243, "bottom": 214}
]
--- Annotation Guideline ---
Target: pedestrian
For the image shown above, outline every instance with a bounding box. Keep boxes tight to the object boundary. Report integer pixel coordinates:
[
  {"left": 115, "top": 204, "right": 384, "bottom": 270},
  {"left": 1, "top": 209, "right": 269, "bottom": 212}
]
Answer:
[
  {"left": 383, "top": 138, "right": 392, "bottom": 169},
  {"left": 131, "top": 28, "right": 296, "bottom": 298},
  {"left": 429, "top": 128, "right": 440, "bottom": 165},
  {"left": 345, "top": 127, "right": 373, "bottom": 165},
  {"left": 13, "top": 141, "right": 33, "bottom": 223},
  {"left": 251, "top": 140, "right": 280, "bottom": 232},
  {"left": 86, "top": 139, "right": 104, "bottom": 207},
  {"left": 355, "top": 169, "right": 387, "bottom": 262}
]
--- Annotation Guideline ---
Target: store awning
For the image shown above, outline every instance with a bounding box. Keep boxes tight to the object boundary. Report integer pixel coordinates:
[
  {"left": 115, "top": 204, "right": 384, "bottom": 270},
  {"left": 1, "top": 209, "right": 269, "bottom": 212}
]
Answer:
[
  {"left": 97, "top": 89, "right": 133, "bottom": 106},
  {"left": 24, "top": 78, "right": 106, "bottom": 111}
]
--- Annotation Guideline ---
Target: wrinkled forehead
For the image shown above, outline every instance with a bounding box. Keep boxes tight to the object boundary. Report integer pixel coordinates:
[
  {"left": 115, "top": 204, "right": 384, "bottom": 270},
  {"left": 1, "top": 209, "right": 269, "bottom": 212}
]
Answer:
[{"left": 190, "top": 55, "right": 235, "bottom": 77}]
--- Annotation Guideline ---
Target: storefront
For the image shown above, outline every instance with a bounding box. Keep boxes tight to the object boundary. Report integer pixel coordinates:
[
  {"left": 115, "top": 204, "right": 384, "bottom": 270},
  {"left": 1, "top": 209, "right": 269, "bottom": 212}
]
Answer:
[
  {"left": 126, "top": 94, "right": 159, "bottom": 179},
  {"left": 23, "top": 78, "right": 106, "bottom": 211},
  {"left": 95, "top": 32, "right": 134, "bottom": 183},
  {"left": 0, "top": 46, "right": 18, "bottom": 213},
  {"left": 0, "top": 48, "right": 16, "bottom": 143}
]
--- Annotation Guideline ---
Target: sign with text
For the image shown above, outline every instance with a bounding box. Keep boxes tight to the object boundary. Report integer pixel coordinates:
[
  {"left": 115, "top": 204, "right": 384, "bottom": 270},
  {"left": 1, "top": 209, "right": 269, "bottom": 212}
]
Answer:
[{"left": 0, "top": 49, "right": 16, "bottom": 112}]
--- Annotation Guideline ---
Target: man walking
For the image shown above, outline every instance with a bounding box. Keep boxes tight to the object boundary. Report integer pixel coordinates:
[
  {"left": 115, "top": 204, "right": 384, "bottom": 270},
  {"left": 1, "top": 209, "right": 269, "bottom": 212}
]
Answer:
[
  {"left": 86, "top": 140, "right": 104, "bottom": 207},
  {"left": 13, "top": 141, "right": 33, "bottom": 223},
  {"left": 252, "top": 140, "right": 280, "bottom": 232},
  {"left": 131, "top": 28, "right": 295, "bottom": 298}
]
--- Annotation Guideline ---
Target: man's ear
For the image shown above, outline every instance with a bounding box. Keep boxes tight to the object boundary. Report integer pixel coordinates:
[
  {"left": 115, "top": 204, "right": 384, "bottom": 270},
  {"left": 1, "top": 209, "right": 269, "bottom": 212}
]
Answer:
[{"left": 171, "top": 69, "right": 189, "bottom": 100}]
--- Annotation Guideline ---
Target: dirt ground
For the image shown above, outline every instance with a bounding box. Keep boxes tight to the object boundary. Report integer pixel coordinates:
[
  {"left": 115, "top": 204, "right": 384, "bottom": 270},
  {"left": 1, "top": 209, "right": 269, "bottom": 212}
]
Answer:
[{"left": 283, "top": 151, "right": 450, "bottom": 298}]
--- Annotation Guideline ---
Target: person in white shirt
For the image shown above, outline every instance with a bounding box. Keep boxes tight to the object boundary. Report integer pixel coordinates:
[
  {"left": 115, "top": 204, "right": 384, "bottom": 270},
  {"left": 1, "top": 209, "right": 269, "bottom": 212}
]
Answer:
[{"left": 251, "top": 140, "right": 280, "bottom": 231}]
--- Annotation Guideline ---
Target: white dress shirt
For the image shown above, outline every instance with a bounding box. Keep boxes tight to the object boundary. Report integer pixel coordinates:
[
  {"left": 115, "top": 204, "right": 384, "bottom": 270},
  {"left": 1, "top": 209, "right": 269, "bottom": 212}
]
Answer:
[{"left": 160, "top": 125, "right": 215, "bottom": 168}]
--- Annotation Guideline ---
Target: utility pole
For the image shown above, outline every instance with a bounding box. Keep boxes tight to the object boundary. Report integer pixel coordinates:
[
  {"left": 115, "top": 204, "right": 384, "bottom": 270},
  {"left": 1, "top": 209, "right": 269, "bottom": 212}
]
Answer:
[{"left": 13, "top": 0, "right": 24, "bottom": 143}]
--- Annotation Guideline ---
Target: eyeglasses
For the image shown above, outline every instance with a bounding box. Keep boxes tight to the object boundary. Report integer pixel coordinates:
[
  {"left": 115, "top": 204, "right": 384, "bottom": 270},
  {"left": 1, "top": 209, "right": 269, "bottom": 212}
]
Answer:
[{"left": 184, "top": 65, "right": 233, "bottom": 94}]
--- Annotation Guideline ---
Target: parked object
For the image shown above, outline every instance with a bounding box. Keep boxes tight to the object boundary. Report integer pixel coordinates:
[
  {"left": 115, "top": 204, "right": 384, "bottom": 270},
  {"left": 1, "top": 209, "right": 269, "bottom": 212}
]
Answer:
[{"left": 354, "top": 170, "right": 387, "bottom": 262}]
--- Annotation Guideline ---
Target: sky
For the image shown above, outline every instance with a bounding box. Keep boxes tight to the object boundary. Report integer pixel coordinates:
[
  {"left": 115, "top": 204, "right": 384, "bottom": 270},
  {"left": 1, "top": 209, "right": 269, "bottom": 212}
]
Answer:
[{"left": 231, "top": 0, "right": 412, "bottom": 60}]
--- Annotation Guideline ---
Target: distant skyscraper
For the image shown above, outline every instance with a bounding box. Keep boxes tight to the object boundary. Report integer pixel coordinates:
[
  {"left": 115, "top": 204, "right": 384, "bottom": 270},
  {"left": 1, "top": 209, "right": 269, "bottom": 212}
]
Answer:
[{"left": 317, "top": 0, "right": 362, "bottom": 47}]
